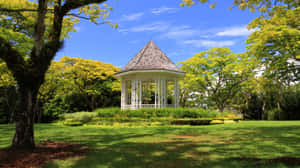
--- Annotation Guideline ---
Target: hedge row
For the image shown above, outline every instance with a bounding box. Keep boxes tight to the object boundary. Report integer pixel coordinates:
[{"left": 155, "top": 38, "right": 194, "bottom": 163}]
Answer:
[
  {"left": 94, "top": 107, "right": 222, "bottom": 118},
  {"left": 61, "top": 108, "right": 241, "bottom": 126},
  {"left": 63, "top": 117, "right": 241, "bottom": 126}
]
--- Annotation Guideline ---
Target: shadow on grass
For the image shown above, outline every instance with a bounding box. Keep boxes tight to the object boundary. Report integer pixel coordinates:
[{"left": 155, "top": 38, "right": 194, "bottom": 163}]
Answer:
[
  {"left": 1, "top": 123, "right": 300, "bottom": 168},
  {"left": 0, "top": 124, "right": 15, "bottom": 148},
  {"left": 45, "top": 140, "right": 300, "bottom": 168},
  {"left": 44, "top": 125, "right": 300, "bottom": 168}
]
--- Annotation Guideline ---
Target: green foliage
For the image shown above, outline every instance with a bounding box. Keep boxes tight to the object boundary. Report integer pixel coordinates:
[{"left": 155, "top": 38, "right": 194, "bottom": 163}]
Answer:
[
  {"left": 62, "top": 112, "right": 97, "bottom": 123},
  {"left": 170, "top": 118, "right": 212, "bottom": 125},
  {"left": 281, "top": 85, "right": 300, "bottom": 120},
  {"left": 43, "top": 96, "right": 71, "bottom": 122},
  {"left": 94, "top": 108, "right": 220, "bottom": 119},
  {"left": 44, "top": 57, "right": 121, "bottom": 112},
  {"left": 0, "top": 86, "right": 17, "bottom": 124},
  {"left": 61, "top": 108, "right": 242, "bottom": 126},
  {"left": 2, "top": 121, "right": 300, "bottom": 167},
  {"left": 180, "top": 0, "right": 298, "bottom": 14},
  {"left": 179, "top": 47, "right": 256, "bottom": 112},
  {"left": 94, "top": 107, "right": 121, "bottom": 117},
  {"left": 210, "top": 119, "right": 224, "bottom": 125},
  {"left": 240, "top": 83, "right": 300, "bottom": 120},
  {"left": 63, "top": 119, "right": 83, "bottom": 126},
  {"left": 0, "top": 0, "right": 118, "bottom": 148},
  {"left": 247, "top": 6, "right": 300, "bottom": 82}
]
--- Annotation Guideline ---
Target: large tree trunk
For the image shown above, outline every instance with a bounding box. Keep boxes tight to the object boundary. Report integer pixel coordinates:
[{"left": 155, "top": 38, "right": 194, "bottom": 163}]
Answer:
[
  {"left": 219, "top": 104, "right": 225, "bottom": 112},
  {"left": 12, "top": 84, "right": 39, "bottom": 149}
]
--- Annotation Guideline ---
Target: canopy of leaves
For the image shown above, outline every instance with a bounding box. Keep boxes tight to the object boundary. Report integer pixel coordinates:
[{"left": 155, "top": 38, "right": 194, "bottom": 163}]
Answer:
[
  {"left": 179, "top": 47, "right": 257, "bottom": 111},
  {"left": 246, "top": 6, "right": 300, "bottom": 82},
  {"left": 180, "top": 0, "right": 298, "bottom": 12},
  {"left": 0, "top": 60, "right": 16, "bottom": 87},
  {"left": 40, "top": 56, "right": 120, "bottom": 98}
]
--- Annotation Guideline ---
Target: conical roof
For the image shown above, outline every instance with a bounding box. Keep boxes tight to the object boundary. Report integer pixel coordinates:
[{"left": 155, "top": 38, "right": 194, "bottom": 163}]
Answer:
[{"left": 116, "top": 40, "right": 184, "bottom": 75}]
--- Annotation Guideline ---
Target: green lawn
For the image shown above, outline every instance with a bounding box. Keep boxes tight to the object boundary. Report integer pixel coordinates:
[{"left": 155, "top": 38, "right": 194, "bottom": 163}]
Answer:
[{"left": 1, "top": 121, "right": 300, "bottom": 168}]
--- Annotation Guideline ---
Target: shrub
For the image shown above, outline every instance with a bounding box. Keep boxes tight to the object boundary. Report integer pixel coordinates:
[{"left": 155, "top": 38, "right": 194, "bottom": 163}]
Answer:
[
  {"left": 62, "top": 112, "right": 97, "bottom": 123},
  {"left": 172, "top": 108, "right": 218, "bottom": 118},
  {"left": 170, "top": 118, "right": 212, "bottom": 125},
  {"left": 95, "top": 107, "right": 122, "bottom": 117},
  {"left": 43, "top": 96, "right": 72, "bottom": 122},
  {"left": 210, "top": 120, "right": 224, "bottom": 125},
  {"left": 63, "top": 119, "right": 83, "bottom": 126},
  {"left": 94, "top": 107, "right": 222, "bottom": 119}
]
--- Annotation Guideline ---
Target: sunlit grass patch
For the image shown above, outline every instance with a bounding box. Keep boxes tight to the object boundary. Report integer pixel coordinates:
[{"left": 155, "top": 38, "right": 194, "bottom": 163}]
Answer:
[{"left": 1, "top": 121, "right": 300, "bottom": 168}]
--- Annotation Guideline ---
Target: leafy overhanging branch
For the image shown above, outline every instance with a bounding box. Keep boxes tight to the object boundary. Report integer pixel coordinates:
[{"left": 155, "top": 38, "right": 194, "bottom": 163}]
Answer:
[{"left": 0, "top": 36, "right": 26, "bottom": 77}]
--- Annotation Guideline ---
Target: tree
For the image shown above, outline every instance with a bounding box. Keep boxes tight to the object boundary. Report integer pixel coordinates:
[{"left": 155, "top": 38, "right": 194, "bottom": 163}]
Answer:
[
  {"left": 180, "top": 47, "right": 256, "bottom": 112},
  {"left": 180, "top": 0, "right": 298, "bottom": 12},
  {"left": 0, "top": 60, "right": 17, "bottom": 123},
  {"left": 180, "top": 0, "right": 300, "bottom": 83},
  {"left": 246, "top": 6, "right": 300, "bottom": 83},
  {"left": 56, "top": 56, "right": 120, "bottom": 111},
  {"left": 0, "top": 0, "right": 115, "bottom": 149}
]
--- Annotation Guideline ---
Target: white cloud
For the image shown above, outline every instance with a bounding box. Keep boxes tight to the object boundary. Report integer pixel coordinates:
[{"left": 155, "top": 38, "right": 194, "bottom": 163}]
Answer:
[
  {"left": 183, "top": 40, "right": 235, "bottom": 47},
  {"left": 216, "top": 25, "right": 255, "bottom": 36},
  {"left": 151, "top": 6, "right": 179, "bottom": 15},
  {"left": 161, "top": 25, "right": 200, "bottom": 39},
  {"left": 119, "top": 22, "right": 169, "bottom": 33},
  {"left": 118, "top": 12, "right": 144, "bottom": 22}
]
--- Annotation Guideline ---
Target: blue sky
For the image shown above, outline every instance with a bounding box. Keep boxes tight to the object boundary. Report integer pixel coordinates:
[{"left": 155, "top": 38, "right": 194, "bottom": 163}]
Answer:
[{"left": 56, "top": 0, "right": 260, "bottom": 68}]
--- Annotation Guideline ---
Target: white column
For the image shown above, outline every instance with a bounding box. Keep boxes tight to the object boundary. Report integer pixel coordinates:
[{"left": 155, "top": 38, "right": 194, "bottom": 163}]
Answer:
[
  {"left": 139, "top": 80, "right": 142, "bottom": 108},
  {"left": 158, "top": 79, "right": 161, "bottom": 108},
  {"left": 131, "top": 80, "right": 136, "bottom": 109},
  {"left": 163, "top": 80, "right": 167, "bottom": 106},
  {"left": 155, "top": 80, "right": 157, "bottom": 108},
  {"left": 124, "top": 81, "right": 128, "bottom": 108},
  {"left": 121, "top": 80, "right": 125, "bottom": 109},
  {"left": 174, "top": 79, "right": 179, "bottom": 108},
  {"left": 174, "top": 79, "right": 177, "bottom": 108},
  {"left": 161, "top": 79, "right": 164, "bottom": 107},
  {"left": 162, "top": 80, "right": 164, "bottom": 107},
  {"left": 135, "top": 80, "right": 139, "bottom": 109},
  {"left": 160, "top": 79, "right": 166, "bottom": 108}
]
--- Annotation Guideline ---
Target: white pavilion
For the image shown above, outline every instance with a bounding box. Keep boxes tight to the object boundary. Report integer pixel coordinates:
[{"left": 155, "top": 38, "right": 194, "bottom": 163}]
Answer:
[{"left": 115, "top": 40, "right": 185, "bottom": 109}]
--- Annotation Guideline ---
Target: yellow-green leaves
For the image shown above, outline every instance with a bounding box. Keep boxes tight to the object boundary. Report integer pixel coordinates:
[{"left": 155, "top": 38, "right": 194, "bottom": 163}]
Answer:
[
  {"left": 42, "top": 56, "right": 121, "bottom": 97},
  {"left": 179, "top": 47, "right": 257, "bottom": 111},
  {"left": 246, "top": 6, "right": 300, "bottom": 81},
  {"left": 0, "top": 62, "right": 16, "bottom": 87},
  {"left": 77, "top": 3, "right": 117, "bottom": 28},
  {"left": 180, "top": 0, "right": 298, "bottom": 13},
  {"left": 209, "top": 2, "right": 216, "bottom": 9},
  {"left": 180, "top": 0, "right": 195, "bottom": 7}
]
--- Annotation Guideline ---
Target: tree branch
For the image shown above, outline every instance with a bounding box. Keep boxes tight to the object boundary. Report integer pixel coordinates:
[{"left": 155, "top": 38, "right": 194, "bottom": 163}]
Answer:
[
  {"left": 0, "top": 8, "right": 38, "bottom": 12},
  {"left": 32, "top": 0, "right": 48, "bottom": 60},
  {"left": 61, "top": 0, "right": 107, "bottom": 15},
  {"left": 67, "top": 13, "right": 106, "bottom": 25},
  {"left": 0, "top": 36, "right": 26, "bottom": 75},
  {"left": 0, "top": 8, "right": 54, "bottom": 13}
]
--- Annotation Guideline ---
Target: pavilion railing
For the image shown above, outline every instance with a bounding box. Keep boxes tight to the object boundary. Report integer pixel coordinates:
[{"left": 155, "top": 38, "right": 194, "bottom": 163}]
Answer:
[{"left": 122, "top": 104, "right": 176, "bottom": 109}]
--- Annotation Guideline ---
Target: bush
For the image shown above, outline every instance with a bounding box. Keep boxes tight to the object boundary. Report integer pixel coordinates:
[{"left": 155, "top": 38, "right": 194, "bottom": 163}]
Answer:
[
  {"left": 172, "top": 108, "right": 219, "bottom": 118},
  {"left": 62, "top": 112, "right": 97, "bottom": 123},
  {"left": 61, "top": 108, "right": 241, "bottom": 127},
  {"left": 43, "top": 96, "right": 71, "bottom": 122},
  {"left": 210, "top": 120, "right": 224, "bottom": 125},
  {"left": 170, "top": 118, "right": 212, "bottom": 125},
  {"left": 265, "top": 109, "right": 283, "bottom": 120},
  {"left": 63, "top": 119, "right": 83, "bottom": 126},
  {"left": 95, "top": 107, "right": 220, "bottom": 119}
]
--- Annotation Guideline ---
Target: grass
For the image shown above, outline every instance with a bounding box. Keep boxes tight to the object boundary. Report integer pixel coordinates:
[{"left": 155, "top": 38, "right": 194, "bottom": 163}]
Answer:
[{"left": 1, "top": 121, "right": 300, "bottom": 168}]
